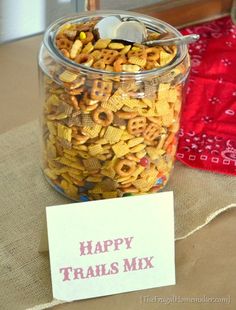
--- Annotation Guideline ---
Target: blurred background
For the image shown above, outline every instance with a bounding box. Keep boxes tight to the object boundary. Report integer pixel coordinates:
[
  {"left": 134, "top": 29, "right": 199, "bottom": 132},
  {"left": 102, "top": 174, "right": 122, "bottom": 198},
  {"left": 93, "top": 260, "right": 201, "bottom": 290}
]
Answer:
[
  {"left": 0, "top": 0, "right": 162, "bottom": 43},
  {"left": 0, "top": 0, "right": 234, "bottom": 43}
]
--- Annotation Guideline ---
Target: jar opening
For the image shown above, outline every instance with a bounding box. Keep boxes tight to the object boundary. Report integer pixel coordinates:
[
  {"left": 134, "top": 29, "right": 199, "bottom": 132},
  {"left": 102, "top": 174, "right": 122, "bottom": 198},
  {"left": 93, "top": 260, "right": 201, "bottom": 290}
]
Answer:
[{"left": 42, "top": 10, "right": 188, "bottom": 80}]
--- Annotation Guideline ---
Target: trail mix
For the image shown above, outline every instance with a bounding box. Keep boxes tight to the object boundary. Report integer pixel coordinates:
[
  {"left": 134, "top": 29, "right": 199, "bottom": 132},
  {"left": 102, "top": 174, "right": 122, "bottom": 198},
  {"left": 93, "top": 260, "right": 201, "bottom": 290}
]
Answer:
[
  {"left": 41, "top": 18, "right": 188, "bottom": 201},
  {"left": 55, "top": 19, "right": 178, "bottom": 72}
]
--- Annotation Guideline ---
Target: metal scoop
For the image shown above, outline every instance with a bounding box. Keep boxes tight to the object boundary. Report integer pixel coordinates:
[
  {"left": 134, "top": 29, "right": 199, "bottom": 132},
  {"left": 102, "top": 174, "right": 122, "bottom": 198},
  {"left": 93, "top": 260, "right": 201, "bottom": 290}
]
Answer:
[{"left": 95, "top": 16, "right": 199, "bottom": 46}]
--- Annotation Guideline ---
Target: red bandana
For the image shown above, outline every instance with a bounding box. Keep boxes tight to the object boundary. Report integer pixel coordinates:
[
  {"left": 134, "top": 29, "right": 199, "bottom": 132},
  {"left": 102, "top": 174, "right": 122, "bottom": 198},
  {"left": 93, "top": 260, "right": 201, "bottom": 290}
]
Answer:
[{"left": 177, "top": 16, "right": 236, "bottom": 175}]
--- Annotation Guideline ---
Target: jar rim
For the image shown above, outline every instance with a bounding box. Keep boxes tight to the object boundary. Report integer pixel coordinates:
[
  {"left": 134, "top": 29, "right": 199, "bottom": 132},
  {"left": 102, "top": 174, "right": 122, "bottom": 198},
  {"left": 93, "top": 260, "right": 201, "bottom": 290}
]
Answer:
[{"left": 43, "top": 10, "right": 188, "bottom": 80}]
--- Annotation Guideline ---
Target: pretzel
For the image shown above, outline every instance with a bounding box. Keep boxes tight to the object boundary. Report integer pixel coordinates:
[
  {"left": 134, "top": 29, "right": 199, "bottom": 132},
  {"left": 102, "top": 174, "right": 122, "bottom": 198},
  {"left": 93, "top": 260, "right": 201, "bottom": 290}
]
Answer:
[
  {"left": 92, "top": 107, "right": 114, "bottom": 127},
  {"left": 145, "top": 60, "right": 159, "bottom": 70},
  {"left": 146, "top": 47, "right": 161, "bottom": 61},
  {"left": 128, "top": 48, "right": 147, "bottom": 59},
  {"left": 93, "top": 60, "right": 106, "bottom": 70},
  {"left": 115, "top": 159, "right": 136, "bottom": 177},
  {"left": 60, "top": 49, "right": 70, "bottom": 58},
  {"left": 100, "top": 49, "right": 119, "bottom": 65},
  {"left": 56, "top": 37, "right": 73, "bottom": 51},
  {"left": 143, "top": 123, "right": 161, "bottom": 141},
  {"left": 114, "top": 56, "right": 127, "bottom": 72},
  {"left": 91, "top": 80, "right": 113, "bottom": 101},
  {"left": 75, "top": 53, "right": 94, "bottom": 67},
  {"left": 127, "top": 117, "right": 147, "bottom": 135},
  {"left": 90, "top": 50, "right": 102, "bottom": 60}
]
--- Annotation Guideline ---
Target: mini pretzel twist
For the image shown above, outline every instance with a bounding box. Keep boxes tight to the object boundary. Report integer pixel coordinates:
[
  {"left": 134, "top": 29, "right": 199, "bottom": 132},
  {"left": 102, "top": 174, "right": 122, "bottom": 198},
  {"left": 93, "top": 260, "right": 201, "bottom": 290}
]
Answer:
[
  {"left": 75, "top": 53, "right": 94, "bottom": 67},
  {"left": 146, "top": 47, "right": 161, "bottom": 61},
  {"left": 115, "top": 159, "right": 136, "bottom": 177},
  {"left": 100, "top": 49, "right": 119, "bottom": 65},
  {"left": 56, "top": 37, "right": 73, "bottom": 51},
  {"left": 143, "top": 123, "right": 161, "bottom": 141},
  {"left": 93, "top": 60, "right": 106, "bottom": 70},
  {"left": 127, "top": 117, "right": 147, "bottom": 136},
  {"left": 91, "top": 80, "right": 113, "bottom": 101},
  {"left": 114, "top": 56, "right": 127, "bottom": 72}
]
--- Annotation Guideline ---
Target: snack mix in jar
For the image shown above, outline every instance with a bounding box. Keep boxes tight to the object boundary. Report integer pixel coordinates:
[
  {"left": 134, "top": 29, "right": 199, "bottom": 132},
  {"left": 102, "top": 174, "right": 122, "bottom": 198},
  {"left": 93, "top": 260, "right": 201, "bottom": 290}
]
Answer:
[{"left": 39, "top": 11, "right": 190, "bottom": 201}]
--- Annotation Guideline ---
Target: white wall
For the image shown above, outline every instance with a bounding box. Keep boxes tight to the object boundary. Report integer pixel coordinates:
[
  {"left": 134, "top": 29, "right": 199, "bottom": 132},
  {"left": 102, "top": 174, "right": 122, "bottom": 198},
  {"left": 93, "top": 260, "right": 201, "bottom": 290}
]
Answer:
[
  {"left": 99, "top": 0, "right": 164, "bottom": 10},
  {"left": 0, "top": 0, "right": 86, "bottom": 43},
  {"left": 0, "top": 0, "right": 45, "bottom": 43},
  {"left": 0, "top": 0, "right": 164, "bottom": 43}
]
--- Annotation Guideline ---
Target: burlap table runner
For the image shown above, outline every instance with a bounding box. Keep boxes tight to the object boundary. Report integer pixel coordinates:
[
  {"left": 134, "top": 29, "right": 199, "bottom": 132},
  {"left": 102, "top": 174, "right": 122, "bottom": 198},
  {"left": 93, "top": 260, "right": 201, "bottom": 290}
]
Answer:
[{"left": 0, "top": 121, "right": 235, "bottom": 310}]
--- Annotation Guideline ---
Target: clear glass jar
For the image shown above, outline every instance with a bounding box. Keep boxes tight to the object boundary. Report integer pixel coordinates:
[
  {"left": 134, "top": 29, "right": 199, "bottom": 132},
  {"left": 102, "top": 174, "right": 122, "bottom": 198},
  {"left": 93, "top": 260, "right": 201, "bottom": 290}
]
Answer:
[{"left": 38, "top": 10, "right": 190, "bottom": 201}]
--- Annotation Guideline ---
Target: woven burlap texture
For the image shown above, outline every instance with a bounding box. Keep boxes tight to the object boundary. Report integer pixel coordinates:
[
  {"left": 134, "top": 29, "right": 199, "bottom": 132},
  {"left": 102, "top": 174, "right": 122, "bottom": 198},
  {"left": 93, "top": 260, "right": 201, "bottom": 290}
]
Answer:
[{"left": 0, "top": 121, "right": 235, "bottom": 310}]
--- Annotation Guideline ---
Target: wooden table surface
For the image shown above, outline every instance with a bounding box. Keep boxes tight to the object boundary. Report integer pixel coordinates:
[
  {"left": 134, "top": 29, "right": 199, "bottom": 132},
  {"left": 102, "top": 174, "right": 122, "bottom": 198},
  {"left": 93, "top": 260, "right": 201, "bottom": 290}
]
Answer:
[{"left": 0, "top": 36, "right": 235, "bottom": 310}]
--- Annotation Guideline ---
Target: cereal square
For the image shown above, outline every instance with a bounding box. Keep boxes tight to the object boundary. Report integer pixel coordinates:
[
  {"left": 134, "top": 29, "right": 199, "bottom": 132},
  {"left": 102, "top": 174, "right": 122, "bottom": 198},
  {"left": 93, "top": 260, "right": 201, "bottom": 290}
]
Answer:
[
  {"left": 104, "top": 126, "right": 124, "bottom": 143},
  {"left": 112, "top": 141, "right": 130, "bottom": 158},
  {"left": 82, "top": 124, "right": 102, "bottom": 138},
  {"left": 83, "top": 157, "right": 101, "bottom": 171},
  {"left": 57, "top": 123, "right": 72, "bottom": 142},
  {"left": 88, "top": 144, "right": 103, "bottom": 156}
]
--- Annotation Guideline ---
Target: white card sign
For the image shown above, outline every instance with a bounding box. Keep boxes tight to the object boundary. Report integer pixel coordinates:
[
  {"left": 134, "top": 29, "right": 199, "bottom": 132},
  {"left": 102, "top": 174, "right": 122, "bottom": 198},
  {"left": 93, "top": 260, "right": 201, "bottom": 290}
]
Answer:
[{"left": 46, "top": 191, "right": 175, "bottom": 301}]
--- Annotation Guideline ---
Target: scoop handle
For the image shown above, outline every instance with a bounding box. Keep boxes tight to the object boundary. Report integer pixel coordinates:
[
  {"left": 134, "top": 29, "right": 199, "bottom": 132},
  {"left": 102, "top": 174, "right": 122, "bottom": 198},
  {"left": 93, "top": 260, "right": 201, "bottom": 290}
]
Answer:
[{"left": 144, "top": 34, "right": 200, "bottom": 46}]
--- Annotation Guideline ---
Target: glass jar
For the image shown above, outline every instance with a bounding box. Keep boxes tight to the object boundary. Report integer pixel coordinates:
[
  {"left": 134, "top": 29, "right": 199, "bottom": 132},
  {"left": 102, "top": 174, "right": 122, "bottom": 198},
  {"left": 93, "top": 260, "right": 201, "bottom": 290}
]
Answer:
[{"left": 38, "top": 10, "right": 190, "bottom": 201}]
